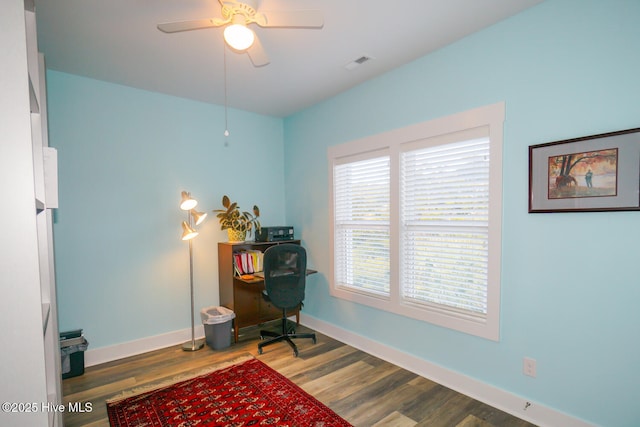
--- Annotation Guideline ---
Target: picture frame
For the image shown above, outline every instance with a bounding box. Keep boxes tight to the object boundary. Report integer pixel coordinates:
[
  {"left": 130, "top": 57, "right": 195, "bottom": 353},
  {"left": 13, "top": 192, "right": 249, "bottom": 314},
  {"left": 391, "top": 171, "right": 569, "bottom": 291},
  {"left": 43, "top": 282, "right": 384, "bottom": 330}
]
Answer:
[{"left": 528, "top": 127, "right": 640, "bottom": 213}]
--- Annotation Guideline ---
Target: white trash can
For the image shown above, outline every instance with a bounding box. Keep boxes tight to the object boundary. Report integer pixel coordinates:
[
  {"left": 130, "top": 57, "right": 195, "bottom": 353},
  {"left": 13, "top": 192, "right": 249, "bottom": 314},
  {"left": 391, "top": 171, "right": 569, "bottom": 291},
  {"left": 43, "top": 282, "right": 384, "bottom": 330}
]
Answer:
[{"left": 200, "top": 306, "right": 235, "bottom": 350}]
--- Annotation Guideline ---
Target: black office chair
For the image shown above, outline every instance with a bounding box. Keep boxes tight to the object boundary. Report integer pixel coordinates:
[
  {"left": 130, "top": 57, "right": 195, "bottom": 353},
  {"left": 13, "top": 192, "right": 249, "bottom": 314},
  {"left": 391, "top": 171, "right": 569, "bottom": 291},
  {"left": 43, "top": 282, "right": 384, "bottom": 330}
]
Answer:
[{"left": 258, "top": 244, "right": 316, "bottom": 357}]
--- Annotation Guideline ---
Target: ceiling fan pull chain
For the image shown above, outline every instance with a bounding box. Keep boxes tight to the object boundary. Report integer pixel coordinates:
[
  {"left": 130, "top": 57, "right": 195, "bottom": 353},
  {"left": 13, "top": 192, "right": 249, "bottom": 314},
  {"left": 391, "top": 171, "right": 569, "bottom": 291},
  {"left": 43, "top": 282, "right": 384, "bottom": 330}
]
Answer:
[{"left": 223, "top": 43, "right": 230, "bottom": 145}]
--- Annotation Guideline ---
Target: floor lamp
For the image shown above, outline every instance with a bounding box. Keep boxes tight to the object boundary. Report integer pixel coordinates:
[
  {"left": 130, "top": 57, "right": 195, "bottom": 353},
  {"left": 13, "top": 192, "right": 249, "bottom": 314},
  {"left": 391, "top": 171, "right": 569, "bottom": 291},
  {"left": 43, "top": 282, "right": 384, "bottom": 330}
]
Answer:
[{"left": 180, "top": 191, "right": 207, "bottom": 351}]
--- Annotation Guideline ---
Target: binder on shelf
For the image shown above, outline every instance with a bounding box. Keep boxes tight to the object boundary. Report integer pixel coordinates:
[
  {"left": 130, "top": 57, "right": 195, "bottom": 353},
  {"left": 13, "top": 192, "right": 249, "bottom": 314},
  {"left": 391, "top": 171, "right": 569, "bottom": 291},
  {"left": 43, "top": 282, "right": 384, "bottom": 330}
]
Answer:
[
  {"left": 248, "top": 250, "right": 263, "bottom": 273},
  {"left": 233, "top": 250, "right": 264, "bottom": 276},
  {"left": 241, "top": 252, "right": 251, "bottom": 273}
]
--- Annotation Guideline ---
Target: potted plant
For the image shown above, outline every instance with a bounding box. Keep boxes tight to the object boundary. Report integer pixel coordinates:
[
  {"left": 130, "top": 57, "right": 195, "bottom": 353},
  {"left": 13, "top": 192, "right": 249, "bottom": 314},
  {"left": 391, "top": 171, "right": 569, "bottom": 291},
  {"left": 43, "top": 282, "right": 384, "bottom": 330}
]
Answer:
[{"left": 213, "top": 195, "right": 261, "bottom": 242}]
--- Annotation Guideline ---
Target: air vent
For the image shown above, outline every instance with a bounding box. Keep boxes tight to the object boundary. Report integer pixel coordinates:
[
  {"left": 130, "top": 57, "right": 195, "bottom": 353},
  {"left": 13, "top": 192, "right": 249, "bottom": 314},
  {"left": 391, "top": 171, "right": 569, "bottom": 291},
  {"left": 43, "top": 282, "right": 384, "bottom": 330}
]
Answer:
[{"left": 344, "top": 55, "right": 374, "bottom": 71}]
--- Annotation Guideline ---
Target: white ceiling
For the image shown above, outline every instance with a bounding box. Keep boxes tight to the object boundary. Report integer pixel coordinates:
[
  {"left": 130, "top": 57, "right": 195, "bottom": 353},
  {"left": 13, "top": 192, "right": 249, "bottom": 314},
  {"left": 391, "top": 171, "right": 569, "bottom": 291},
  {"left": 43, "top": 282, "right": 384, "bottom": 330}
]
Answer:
[{"left": 34, "top": 0, "right": 543, "bottom": 117}]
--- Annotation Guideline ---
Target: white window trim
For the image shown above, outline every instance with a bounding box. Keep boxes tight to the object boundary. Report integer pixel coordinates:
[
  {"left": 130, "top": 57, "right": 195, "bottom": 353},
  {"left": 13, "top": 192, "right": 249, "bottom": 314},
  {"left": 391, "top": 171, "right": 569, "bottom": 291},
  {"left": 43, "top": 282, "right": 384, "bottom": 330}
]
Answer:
[{"left": 328, "top": 102, "right": 504, "bottom": 341}]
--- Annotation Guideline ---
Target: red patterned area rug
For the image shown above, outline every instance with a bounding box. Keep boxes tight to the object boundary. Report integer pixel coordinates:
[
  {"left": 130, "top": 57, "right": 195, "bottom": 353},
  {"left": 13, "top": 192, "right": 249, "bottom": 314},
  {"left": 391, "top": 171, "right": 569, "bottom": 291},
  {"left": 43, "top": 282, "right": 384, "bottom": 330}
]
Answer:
[{"left": 106, "top": 355, "right": 352, "bottom": 427}]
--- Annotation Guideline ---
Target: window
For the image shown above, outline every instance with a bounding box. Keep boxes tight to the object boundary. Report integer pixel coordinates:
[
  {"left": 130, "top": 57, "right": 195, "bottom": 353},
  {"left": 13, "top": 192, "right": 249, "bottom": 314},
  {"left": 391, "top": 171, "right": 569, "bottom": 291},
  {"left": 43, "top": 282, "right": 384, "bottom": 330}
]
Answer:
[
  {"left": 333, "top": 153, "right": 391, "bottom": 297},
  {"left": 328, "top": 103, "right": 504, "bottom": 340}
]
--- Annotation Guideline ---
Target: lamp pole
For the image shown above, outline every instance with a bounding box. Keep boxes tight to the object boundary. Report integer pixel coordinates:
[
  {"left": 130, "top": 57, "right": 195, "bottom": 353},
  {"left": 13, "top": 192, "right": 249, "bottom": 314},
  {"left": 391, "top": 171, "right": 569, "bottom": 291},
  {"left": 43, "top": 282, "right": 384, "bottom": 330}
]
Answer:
[
  {"left": 183, "top": 231, "right": 203, "bottom": 351},
  {"left": 180, "top": 192, "right": 205, "bottom": 352}
]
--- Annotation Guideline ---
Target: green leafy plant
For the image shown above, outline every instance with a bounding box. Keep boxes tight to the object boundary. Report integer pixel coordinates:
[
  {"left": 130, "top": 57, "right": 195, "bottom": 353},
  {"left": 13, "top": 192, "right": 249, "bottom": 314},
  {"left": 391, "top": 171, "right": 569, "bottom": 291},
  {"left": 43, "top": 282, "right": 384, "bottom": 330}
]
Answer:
[{"left": 213, "top": 195, "right": 261, "bottom": 236}]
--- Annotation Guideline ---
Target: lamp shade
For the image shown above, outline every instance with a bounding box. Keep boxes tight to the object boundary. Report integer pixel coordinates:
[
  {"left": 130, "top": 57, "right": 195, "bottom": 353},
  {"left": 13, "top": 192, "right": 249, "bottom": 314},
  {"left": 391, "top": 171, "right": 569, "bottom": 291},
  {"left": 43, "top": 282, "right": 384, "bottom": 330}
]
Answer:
[
  {"left": 224, "top": 23, "right": 255, "bottom": 51},
  {"left": 180, "top": 191, "right": 198, "bottom": 211},
  {"left": 181, "top": 221, "right": 199, "bottom": 240},
  {"left": 191, "top": 209, "right": 208, "bottom": 226}
]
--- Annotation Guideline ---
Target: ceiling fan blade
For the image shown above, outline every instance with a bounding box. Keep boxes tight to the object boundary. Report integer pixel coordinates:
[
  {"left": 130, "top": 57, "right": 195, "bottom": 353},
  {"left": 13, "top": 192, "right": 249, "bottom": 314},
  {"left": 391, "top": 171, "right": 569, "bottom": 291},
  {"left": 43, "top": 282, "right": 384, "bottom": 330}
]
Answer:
[
  {"left": 246, "top": 36, "right": 270, "bottom": 67},
  {"left": 256, "top": 10, "right": 323, "bottom": 28},
  {"left": 157, "top": 18, "right": 225, "bottom": 33}
]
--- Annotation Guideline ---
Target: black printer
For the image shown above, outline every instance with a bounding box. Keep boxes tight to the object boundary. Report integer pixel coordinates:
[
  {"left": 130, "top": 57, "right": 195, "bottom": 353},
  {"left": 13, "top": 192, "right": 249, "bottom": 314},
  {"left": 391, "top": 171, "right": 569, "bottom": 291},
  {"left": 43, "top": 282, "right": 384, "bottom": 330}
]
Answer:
[{"left": 255, "top": 226, "right": 294, "bottom": 242}]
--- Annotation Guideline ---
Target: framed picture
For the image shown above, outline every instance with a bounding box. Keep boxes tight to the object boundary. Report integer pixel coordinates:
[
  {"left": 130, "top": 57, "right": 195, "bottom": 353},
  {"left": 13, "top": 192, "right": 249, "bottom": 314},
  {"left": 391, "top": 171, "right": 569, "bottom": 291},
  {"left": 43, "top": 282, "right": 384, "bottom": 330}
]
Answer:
[{"left": 529, "top": 127, "right": 640, "bottom": 213}]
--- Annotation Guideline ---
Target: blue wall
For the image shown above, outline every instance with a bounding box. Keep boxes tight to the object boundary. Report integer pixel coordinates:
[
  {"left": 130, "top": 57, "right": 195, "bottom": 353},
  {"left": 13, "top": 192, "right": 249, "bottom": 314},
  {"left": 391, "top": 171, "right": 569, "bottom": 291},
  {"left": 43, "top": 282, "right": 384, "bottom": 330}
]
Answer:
[
  {"left": 283, "top": 1, "right": 640, "bottom": 426},
  {"left": 47, "top": 71, "right": 286, "bottom": 348}
]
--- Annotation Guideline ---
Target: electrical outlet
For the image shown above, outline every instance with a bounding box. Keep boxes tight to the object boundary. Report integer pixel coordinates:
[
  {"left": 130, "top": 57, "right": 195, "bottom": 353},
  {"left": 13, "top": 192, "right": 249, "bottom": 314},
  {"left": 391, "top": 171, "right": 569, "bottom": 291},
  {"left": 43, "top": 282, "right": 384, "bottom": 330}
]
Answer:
[{"left": 523, "top": 357, "right": 537, "bottom": 378}]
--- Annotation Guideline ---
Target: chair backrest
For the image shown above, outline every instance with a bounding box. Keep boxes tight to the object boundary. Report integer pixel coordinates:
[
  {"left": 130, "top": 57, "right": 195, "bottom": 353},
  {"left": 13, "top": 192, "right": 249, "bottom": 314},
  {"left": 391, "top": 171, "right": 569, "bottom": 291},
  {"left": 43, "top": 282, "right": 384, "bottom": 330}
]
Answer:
[{"left": 263, "top": 244, "right": 307, "bottom": 310}]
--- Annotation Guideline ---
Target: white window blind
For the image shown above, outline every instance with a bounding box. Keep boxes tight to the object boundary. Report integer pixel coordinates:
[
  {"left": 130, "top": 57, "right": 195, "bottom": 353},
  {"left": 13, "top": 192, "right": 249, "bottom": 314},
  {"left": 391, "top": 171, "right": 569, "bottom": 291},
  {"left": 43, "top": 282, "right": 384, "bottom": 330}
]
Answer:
[
  {"left": 328, "top": 102, "right": 503, "bottom": 340},
  {"left": 401, "top": 137, "right": 490, "bottom": 321},
  {"left": 333, "top": 154, "right": 390, "bottom": 297}
]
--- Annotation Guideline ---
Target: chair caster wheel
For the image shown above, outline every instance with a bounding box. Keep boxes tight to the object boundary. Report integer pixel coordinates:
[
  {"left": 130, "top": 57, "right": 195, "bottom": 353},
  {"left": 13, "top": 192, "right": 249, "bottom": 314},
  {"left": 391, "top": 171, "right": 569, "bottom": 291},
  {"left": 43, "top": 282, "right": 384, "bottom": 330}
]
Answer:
[
  {"left": 258, "top": 347, "right": 263, "bottom": 355},
  {"left": 293, "top": 350, "right": 299, "bottom": 357},
  {"left": 312, "top": 337, "right": 317, "bottom": 344}
]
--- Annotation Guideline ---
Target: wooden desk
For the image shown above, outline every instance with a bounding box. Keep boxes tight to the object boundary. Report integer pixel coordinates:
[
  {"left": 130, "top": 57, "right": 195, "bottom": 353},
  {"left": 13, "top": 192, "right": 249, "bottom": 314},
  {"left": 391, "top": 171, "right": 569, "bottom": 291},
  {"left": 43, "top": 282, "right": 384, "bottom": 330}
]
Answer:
[{"left": 218, "top": 240, "right": 315, "bottom": 343}]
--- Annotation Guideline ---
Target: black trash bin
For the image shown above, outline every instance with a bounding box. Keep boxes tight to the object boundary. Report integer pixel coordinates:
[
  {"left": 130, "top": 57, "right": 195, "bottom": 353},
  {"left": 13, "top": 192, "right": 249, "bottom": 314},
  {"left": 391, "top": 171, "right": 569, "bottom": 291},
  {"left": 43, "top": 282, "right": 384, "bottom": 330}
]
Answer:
[{"left": 60, "top": 329, "right": 88, "bottom": 379}]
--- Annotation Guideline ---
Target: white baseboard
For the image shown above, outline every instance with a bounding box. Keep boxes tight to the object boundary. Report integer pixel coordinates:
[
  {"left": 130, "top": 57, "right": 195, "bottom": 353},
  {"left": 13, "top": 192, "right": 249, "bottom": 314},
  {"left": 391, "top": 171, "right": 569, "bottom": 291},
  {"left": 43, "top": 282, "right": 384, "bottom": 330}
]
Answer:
[
  {"left": 84, "top": 325, "right": 205, "bottom": 367},
  {"left": 300, "top": 314, "right": 594, "bottom": 427}
]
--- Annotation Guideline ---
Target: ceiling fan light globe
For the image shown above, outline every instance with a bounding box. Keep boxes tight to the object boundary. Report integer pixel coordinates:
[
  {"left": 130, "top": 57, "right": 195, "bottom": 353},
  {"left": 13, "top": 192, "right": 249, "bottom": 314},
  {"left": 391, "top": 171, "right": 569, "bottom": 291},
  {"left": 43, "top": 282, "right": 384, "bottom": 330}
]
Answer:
[{"left": 224, "top": 24, "right": 255, "bottom": 51}]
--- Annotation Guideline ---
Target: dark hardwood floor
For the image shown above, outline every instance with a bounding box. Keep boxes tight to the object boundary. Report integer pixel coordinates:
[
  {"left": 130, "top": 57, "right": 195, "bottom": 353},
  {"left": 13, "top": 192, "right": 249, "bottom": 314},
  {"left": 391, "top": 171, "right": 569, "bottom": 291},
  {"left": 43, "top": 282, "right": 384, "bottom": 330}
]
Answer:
[{"left": 62, "top": 323, "right": 536, "bottom": 426}]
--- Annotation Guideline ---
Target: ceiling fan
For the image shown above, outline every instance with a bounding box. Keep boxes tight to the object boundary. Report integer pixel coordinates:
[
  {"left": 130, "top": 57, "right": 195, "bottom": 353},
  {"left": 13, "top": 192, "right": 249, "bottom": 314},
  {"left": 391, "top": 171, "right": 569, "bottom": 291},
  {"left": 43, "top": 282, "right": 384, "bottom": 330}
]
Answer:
[{"left": 157, "top": 0, "right": 324, "bottom": 67}]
